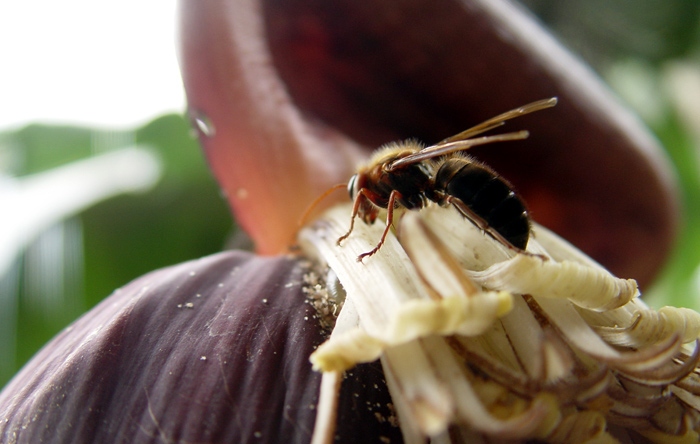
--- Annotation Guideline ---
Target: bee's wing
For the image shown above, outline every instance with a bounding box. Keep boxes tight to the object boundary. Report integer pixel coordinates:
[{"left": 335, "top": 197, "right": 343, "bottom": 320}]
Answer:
[
  {"left": 439, "top": 97, "right": 558, "bottom": 144},
  {"left": 387, "top": 97, "right": 557, "bottom": 171},
  {"left": 388, "top": 131, "right": 528, "bottom": 170}
]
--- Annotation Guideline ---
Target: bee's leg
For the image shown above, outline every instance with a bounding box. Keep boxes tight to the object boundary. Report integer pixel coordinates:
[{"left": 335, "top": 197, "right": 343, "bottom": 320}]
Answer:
[
  {"left": 337, "top": 188, "right": 377, "bottom": 245},
  {"left": 336, "top": 191, "right": 364, "bottom": 246},
  {"left": 446, "top": 196, "right": 545, "bottom": 259},
  {"left": 357, "top": 190, "right": 401, "bottom": 262}
]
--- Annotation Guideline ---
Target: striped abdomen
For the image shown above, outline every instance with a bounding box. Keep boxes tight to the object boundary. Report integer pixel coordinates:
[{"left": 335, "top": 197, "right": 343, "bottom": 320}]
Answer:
[{"left": 434, "top": 158, "right": 530, "bottom": 249}]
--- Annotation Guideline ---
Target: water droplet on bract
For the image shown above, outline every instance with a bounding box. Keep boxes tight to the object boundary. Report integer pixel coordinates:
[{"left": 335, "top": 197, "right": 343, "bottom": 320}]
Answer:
[
  {"left": 188, "top": 109, "right": 216, "bottom": 138},
  {"left": 235, "top": 188, "right": 249, "bottom": 199}
]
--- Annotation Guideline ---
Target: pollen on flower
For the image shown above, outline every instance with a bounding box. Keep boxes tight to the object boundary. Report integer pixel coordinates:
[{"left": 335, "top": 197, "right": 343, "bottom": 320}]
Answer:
[
  {"left": 302, "top": 265, "right": 345, "bottom": 333},
  {"left": 298, "top": 203, "right": 700, "bottom": 444}
]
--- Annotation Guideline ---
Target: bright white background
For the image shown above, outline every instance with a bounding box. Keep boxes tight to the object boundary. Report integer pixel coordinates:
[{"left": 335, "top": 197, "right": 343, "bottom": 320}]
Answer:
[{"left": 0, "top": 0, "right": 186, "bottom": 131}]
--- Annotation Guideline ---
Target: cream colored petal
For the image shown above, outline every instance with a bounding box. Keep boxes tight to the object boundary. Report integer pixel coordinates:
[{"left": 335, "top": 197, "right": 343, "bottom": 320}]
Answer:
[
  {"left": 499, "top": 294, "right": 547, "bottom": 379},
  {"left": 470, "top": 254, "right": 638, "bottom": 312},
  {"left": 304, "top": 205, "right": 513, "bottom": 372},
  {"left": 301, "top": 202, "right": 700, "bottom": 443},
  {"left": 380, "top": 340, "right": 455, "bottom": 436},
  {"left": 299, "top": 205, "right": 426, "bottom": 337},
  {"left": 420, "top": 336, "right": 560, "bottom": 439}
]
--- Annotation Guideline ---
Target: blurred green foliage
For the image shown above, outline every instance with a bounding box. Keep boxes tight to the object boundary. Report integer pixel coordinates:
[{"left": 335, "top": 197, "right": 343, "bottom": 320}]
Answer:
[
  {"left": 1, "top": 114, "right": 233, "bottom": 387},
  {"left": 521, "top": 0, "right": 700, "bottom": 65}
]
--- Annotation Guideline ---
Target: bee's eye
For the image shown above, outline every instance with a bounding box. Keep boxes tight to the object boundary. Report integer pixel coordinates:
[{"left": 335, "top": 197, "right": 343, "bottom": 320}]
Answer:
[{"left": 347, "top": 174, "right": 358, "bottom": 199}]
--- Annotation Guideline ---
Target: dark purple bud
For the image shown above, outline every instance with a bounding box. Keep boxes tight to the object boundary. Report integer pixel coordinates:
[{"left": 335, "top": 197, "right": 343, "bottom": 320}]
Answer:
[{"left": 0, "top": 252, "right": 400, "bottom": 443}]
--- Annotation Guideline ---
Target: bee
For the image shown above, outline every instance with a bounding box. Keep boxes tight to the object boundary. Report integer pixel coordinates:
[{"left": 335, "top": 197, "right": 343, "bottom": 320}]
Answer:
[{"left": 338, "top": 98, "right": 558, "bottom": 262}]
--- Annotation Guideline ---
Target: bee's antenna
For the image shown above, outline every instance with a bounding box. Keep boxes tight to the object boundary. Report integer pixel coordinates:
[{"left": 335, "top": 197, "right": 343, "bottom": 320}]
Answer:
[{"left": 298, "top": 183, "right": 348, "bottom": 228}]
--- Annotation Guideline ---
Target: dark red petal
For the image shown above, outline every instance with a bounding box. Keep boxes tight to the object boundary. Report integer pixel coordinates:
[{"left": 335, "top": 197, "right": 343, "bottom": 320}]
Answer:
[
  {"left": 180, "top": 0, "right": 678, "bottom": 285},
  {"left": 263, "top": 0, "right": 679, "bottom": 286},
  {"left": 179, "top": 0, "right": 366, "bottom": 256},
  {"left": 0, "top": 252, "right": 400, "bottom": 443}
]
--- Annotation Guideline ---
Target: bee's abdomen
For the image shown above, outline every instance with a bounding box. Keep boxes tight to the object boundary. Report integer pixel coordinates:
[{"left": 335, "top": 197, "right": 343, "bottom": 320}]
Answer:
[
  {"left": 435, "top": 159, "right": 530, "bottom": 249},
  {"left": 488, "top": 197, "right": 530, "bottom": 250}
]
